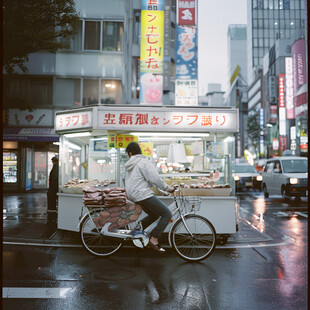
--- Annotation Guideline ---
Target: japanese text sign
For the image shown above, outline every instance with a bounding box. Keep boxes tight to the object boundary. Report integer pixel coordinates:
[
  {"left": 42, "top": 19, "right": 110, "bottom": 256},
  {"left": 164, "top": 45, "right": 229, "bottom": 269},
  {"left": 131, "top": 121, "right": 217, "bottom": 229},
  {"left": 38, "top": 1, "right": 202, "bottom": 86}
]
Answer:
[
  {"left": 116, "top": 135, "right": 138, "bottom": 149},
  {"left": 108, "top": 131, "right": 117, "bottom": 149},
  {"left": 98, "top": 107, "right": 238, "bottom": 132},
  {"left": 55, "top": 111, "right": 92, "bottom": 131},
  {"left": 139, "top": 142, "right": 153, "bottom": 157},
  {"left": 175, "top": 79, "right": 198, "bottom": 106},
  {"left": 285, "top": 57, "right": 294, "bottom": 119},
  {"left": 176, "top": 26, "right": 197, "bottom": 79},
  {"left": 140, "top": 10, "right": 164, "bottom": 73},
  {"left": 177, "top": 0, "right": 196, "bottom": 26}
]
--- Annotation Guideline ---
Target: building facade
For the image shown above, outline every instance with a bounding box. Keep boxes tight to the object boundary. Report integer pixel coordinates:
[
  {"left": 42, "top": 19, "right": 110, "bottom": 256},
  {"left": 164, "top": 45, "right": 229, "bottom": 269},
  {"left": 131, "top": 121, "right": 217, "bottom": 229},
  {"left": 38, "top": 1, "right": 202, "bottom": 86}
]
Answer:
[
  {"left": 246, "top": 0, "right": 307, "bottom": 158},
  {"left": 247, "top": 0, "right": 306, "bottom": 86},
  {"left": 3, "top": 0, "right": 178, "bottom": 191},
  {"left": 225, "top": 24, "right": 248, "bottom": 158}
]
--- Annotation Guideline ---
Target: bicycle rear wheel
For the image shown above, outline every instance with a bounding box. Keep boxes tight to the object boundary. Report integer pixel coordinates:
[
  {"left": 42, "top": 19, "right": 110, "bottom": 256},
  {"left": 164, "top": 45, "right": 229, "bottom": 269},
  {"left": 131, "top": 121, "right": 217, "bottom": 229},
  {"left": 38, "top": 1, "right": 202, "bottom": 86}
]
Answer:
[
  {"left": 80, "top": 209, "right": 123, "bottom": 257},
  {"left": 170, "top": 214, "right": 216, "bottom": 262}
]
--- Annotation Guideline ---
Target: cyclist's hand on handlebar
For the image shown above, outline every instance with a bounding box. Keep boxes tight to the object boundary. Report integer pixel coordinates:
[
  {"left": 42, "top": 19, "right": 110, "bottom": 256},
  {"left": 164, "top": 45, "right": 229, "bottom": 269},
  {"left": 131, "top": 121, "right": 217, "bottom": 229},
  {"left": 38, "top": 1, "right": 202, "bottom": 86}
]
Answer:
[{"left": 167, "top": 182, "right": 178, "bottom": 193}]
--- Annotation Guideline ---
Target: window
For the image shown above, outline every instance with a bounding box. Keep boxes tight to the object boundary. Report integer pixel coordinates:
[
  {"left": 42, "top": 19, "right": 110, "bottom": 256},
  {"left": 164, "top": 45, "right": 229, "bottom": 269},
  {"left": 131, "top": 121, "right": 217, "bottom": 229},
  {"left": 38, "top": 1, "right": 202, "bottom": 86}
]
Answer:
[
  {"left": 103, "top": 22, "right": 123, "bottom": 51},
  {"left": 84, "top": 21, "right": 101, "bottom": 50},
  {"left": 269, "top": 0, "right": 274, "bottom": 9},
  {"left": 83, "top": 20, "right": 123, "bottom": 52},
  {"left": 83, "top": 79, "right": 99, "bottom": 105},
  {"left": 3, "top": 76, "right": 52, "bottom": 107},
  {"left": 100, "top": 80, "right": 122, "bottom": 104},
  {"left": 266, "top": 162, "right": 274, "bottom": 172},
  {"left": 253, "top": 38, "right": 258, "bottom": 47},
  {"left": 273, "top": 161, "right": 282, "bottom": 173},
  {"left": 282, "top": 159, "right": 308, "bottom": 173},
  {"left": 133, "top": 12, "right": 141, "bottom": 45},
  {"left": 54, "top": 78, "right": 81, "bottom": 107}
]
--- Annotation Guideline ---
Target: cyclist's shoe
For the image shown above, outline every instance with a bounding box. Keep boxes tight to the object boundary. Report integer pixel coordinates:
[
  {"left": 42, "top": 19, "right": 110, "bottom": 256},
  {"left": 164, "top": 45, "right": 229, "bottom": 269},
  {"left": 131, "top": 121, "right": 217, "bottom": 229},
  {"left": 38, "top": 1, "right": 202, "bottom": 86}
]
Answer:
[
  {"left": 132, "top": 227, "right": 144, "bottom": 236},
  {"left": 148, "top": 241, "right": 166, "bottom": 253}
]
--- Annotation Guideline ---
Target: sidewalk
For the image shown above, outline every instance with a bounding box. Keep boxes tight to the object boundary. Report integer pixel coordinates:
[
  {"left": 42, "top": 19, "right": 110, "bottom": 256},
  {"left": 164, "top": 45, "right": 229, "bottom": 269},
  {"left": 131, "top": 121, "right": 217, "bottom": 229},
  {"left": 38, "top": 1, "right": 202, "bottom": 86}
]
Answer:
[{"left": 3, "top": 191, "right": 273, "bottom": 247}]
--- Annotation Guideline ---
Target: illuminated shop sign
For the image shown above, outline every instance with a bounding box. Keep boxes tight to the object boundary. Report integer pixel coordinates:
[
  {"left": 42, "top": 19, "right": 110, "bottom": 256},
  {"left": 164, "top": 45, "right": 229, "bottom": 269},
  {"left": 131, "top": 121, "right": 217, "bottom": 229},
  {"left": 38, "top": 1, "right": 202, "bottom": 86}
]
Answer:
[
  {"left": 176, "top": 26, "right": 197, "bottom": 79},
  {"left": 97, "top": 107, "right": 238, "bottom": 132},
  {"left": 285, "top": 57, "right": 294, "bottom": 119},
  {"left": 175, "top": 79, "right": 198, "bottom": 106},
  {"left": 177, "top": 0, "right": 197, "bottom": 26},
  {"left": 140, "top": 1, "right": 164, "bottom": 104},
  {"left": 278, "top": 74, "right": 285, "bottom": 108},
  {"left": 278, "top": 73, "right": 286, "bottom": 136},
  {"left": 55, "top": 111, "right": 92, "bottom": 131}
]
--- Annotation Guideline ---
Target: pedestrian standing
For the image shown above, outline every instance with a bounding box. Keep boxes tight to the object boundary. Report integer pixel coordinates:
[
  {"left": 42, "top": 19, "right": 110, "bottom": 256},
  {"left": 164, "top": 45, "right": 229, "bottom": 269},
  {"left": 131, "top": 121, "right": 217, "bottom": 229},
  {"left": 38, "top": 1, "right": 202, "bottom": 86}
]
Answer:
[{"left": 47, "top": 157, "right": 59, "bottom": 215}]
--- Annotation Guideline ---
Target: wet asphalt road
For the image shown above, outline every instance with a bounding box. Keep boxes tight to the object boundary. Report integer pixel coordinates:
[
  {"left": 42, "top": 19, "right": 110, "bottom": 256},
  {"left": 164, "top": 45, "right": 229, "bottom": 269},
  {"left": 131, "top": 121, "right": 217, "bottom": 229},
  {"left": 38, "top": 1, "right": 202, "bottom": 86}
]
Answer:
[{"left": 2, "top": 192, "right": 308, "bottom": 309}]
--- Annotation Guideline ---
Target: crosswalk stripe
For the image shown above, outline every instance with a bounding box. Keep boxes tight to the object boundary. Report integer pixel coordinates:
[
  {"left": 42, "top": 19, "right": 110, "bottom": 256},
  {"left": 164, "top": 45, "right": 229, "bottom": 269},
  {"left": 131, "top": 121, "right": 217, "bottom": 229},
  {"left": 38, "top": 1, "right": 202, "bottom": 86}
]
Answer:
[{"left": 2, "top": 287, "right": 73, "bottom": 298}]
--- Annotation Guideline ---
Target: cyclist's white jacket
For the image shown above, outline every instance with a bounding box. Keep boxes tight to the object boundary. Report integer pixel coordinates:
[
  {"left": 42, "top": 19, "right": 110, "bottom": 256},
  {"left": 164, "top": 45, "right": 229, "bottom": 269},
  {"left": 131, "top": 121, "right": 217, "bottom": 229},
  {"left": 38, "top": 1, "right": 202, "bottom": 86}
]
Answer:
[{"left": 124, "top": 154, "right": 170, "bottom": 202}]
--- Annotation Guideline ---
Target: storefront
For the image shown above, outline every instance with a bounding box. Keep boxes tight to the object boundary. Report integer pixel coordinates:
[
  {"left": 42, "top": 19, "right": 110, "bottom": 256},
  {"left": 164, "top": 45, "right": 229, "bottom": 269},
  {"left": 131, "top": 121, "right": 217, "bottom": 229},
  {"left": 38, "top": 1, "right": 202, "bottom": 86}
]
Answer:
[
  {"left": 3, "top": 128, "right": 59, "bottom": 191},
  {"left": 55, "top": 105, "right": 239, "bottom": 239}
]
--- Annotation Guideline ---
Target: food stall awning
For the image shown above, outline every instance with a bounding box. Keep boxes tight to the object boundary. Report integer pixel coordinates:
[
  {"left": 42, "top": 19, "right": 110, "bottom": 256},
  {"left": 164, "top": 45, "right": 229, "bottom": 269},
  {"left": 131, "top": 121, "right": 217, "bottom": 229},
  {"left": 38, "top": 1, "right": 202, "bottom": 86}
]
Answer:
[
  {"left": 55, "top": 105, "right": 239, "bottom": 134},
  {"left": 3, "top": 127, "right": 59, "bottom": 142}
]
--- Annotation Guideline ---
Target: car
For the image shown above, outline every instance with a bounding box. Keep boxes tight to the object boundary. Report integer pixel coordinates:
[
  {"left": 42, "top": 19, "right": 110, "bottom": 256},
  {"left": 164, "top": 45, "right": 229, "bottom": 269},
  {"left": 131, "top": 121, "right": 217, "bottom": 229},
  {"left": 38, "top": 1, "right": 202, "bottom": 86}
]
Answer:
[
  {"left": 233, "top": 163, "right": 263, "bottom": 191},
  {"left": 261, "top": 156, "right": 308, "bottom": 201}
]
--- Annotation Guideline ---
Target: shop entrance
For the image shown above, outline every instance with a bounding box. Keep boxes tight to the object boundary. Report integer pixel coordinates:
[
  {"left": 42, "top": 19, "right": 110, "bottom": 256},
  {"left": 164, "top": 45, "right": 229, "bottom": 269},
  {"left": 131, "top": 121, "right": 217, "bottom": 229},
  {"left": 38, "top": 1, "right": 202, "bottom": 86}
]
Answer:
[{"left": 34, "top": 151, "right": 57, "bottom": 189}]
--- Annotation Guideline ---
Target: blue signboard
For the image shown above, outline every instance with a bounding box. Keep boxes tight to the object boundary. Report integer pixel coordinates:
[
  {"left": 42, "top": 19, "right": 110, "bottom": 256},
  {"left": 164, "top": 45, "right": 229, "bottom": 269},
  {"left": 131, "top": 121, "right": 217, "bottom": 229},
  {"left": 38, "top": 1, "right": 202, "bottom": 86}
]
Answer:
[
  {"left": 142, "top": 0, "right": 164, "bottom": 11},
  {"left": 176, "top": 26, "right": 197, "bottom": 79}
]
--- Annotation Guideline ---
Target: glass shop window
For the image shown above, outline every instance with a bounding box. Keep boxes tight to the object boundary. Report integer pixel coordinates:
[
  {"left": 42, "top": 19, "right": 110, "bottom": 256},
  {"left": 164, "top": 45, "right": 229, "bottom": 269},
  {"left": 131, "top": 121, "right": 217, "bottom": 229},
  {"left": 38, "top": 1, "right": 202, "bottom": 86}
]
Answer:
[{"left": 84, "top": 21, "right": 101, "bottom": 50}]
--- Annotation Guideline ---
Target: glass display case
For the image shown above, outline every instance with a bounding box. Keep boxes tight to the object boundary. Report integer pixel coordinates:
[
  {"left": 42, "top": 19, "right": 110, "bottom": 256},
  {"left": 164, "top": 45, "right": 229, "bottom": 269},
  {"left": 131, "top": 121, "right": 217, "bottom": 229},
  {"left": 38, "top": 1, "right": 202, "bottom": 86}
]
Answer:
[{"left": 3, "top": 151, "right": 18, "bottom": 183}]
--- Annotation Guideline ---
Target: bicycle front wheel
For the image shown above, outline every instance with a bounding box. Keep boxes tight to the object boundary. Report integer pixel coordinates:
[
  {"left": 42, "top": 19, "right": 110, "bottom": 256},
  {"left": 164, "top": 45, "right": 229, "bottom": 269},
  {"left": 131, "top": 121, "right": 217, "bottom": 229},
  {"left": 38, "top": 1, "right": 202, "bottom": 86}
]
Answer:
[
  {"left": 170, "top": 214, "right": 216, "bottom": 262},
  {"left": 80, "top": 209, "right": 123, "bottom": 257}
]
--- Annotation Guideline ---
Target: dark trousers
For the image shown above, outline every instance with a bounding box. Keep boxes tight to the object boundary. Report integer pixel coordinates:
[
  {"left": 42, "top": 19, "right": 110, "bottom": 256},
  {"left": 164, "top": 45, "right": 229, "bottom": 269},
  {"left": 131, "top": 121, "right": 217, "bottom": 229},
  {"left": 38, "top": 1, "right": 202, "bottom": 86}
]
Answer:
[
  {"left": 137, "top": 196, "right": 172, "bottom": 239},
  {"left": 47, "top": 190, "right": 57, "bottom": 211}
]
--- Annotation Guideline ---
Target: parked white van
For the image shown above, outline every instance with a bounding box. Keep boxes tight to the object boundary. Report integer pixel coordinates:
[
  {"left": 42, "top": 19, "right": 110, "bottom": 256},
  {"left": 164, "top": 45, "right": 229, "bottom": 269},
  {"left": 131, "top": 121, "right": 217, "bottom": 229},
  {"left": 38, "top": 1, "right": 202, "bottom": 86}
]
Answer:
[{"left": 261, "top": 156, "right": 308, "bottom": 201}]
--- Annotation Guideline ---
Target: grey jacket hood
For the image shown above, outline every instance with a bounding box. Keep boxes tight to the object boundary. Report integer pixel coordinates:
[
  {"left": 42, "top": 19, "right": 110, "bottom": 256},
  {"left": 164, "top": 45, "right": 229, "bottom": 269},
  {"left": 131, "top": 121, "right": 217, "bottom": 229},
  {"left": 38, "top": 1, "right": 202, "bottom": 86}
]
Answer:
[
  {"left": 125, "top": 154, "right": 147, "bottom": 171},
  {"left": 124, "top": 154, "right": 170, "bottom": 202}
]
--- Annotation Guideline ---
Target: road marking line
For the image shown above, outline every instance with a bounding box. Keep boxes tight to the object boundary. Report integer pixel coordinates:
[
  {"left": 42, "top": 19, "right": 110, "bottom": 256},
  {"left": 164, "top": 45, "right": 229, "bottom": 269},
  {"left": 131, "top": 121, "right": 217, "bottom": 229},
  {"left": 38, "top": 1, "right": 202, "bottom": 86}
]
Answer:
[
  {"left": 2, "top": 287, "right": 73, "bottom": 298},
  {"left": 295, "top": 212, "right": 308, "bottom": 218}
]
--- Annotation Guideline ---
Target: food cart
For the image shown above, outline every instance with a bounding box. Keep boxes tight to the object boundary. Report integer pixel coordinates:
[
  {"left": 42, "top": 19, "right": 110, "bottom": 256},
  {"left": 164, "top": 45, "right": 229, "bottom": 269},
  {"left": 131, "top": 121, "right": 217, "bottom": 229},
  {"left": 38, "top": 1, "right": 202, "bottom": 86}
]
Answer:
[{"left": 55, "top": 105, "right": 239, "bottom": 243}]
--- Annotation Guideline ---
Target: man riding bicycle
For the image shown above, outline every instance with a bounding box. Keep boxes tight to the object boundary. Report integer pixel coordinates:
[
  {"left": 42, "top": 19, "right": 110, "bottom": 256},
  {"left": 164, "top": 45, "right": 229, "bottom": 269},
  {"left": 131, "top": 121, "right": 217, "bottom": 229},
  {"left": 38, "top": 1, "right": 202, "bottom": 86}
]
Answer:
[{"left": 124, "top": 142, "right": 175, "bottom": 253}]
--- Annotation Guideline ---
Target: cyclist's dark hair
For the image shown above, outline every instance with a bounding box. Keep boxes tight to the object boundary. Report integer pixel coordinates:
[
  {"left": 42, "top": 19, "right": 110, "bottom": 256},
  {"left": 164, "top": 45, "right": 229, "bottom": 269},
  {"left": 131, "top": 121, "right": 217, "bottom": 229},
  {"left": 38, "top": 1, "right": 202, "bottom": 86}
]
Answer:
[{"left": 126, "top": 142, "right": 142, "bottom": 155}]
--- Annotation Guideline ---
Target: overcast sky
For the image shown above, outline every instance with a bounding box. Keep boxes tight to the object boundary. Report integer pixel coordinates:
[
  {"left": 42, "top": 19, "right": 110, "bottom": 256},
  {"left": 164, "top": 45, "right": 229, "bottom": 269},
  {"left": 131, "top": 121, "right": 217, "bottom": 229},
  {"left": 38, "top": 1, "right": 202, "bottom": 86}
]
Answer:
[{"left": 197, "top": 0, "right": 247, "bottom": 95}]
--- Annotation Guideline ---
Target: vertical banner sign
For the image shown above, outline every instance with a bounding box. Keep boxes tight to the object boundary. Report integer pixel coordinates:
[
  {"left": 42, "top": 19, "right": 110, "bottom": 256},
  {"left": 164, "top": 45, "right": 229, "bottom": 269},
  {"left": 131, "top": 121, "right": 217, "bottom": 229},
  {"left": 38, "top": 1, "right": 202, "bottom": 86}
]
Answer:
[
  {"left": 291, "top": 38, "right": 307, "bottom": 117},
  {"left": 177, "top": 0, "right": 196, "bottom": 26},
  {"left": 176, "top": 26, "right": 197, "bottom": 79},
  {"left": 163, "top": 0, "right": 171, "bottom": 91},
  {"left": 285, "top": 57, "right": 294, "bottom": 119},
  {"left": 140, "top": 0, "right": 164, "bottom": 104},
  {"left": 278, "top": 74, "right": 286, "bottom": 136}
]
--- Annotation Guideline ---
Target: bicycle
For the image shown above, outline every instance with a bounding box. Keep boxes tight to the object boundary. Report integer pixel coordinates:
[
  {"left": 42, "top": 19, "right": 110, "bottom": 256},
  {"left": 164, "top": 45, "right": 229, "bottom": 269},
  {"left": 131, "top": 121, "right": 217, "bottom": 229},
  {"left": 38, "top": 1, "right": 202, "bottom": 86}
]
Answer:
[{"left": 78, "top": 189, "right": 217, "bottom": 262}]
